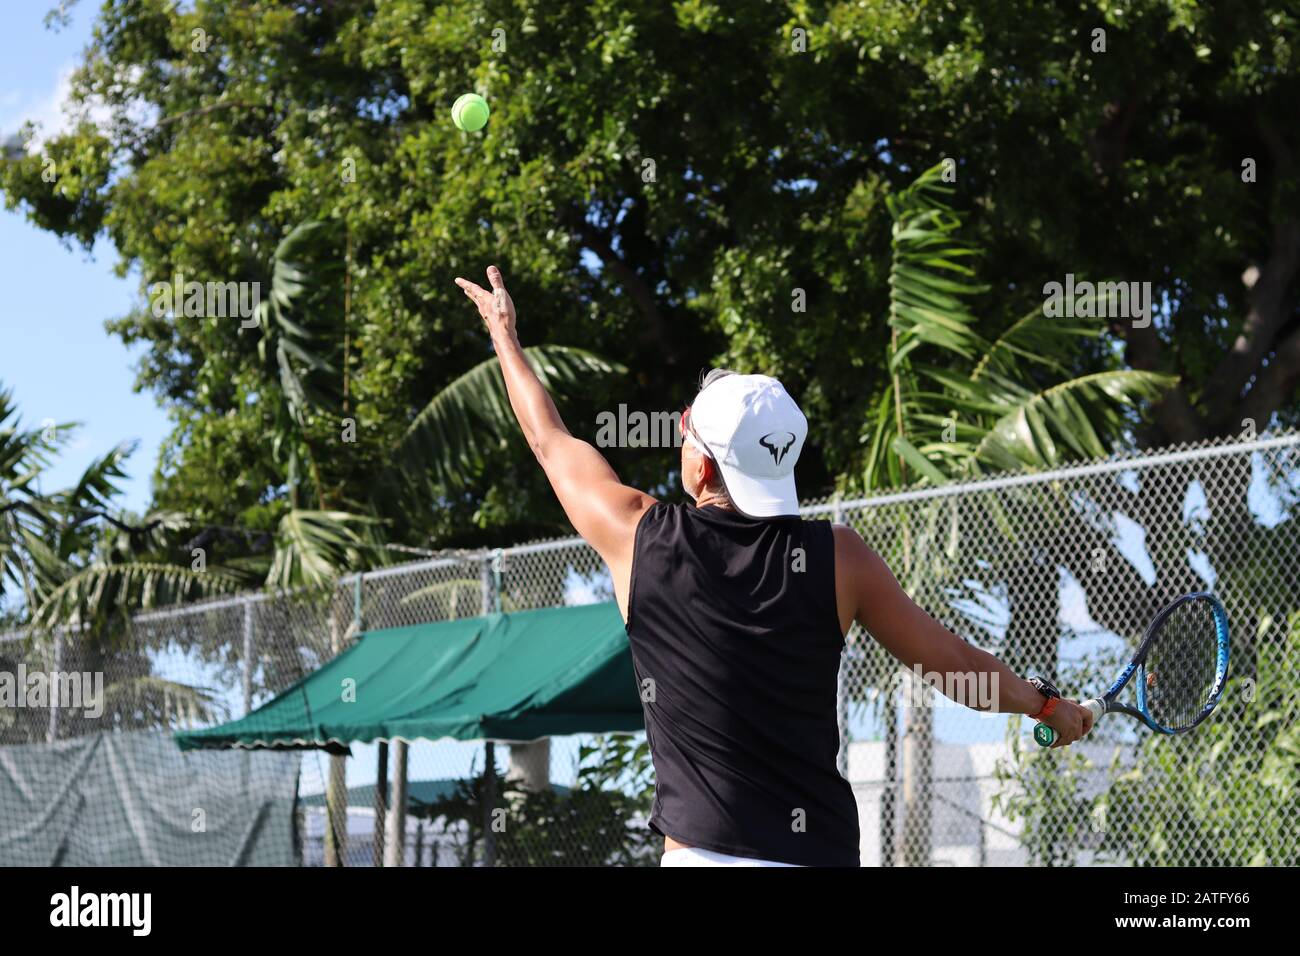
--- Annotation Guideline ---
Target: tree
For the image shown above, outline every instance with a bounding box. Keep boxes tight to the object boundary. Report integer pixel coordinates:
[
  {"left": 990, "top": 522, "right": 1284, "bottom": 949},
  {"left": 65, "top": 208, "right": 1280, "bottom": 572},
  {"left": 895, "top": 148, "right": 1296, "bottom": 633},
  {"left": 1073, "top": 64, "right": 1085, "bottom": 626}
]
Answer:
[
  {"left": 0, "top": 385, "right": 242, "bottom": 743},
  {"left": 6, "top": 1, "right": 1292, "bottom": 550}
]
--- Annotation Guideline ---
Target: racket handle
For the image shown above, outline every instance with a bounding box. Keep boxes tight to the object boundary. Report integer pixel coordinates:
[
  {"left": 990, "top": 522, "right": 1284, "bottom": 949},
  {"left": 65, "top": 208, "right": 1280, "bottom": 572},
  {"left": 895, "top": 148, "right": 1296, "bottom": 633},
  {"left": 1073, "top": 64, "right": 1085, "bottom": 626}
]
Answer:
[{"left": 1034, "top": 698, "right": 1104, "bottom": 747}]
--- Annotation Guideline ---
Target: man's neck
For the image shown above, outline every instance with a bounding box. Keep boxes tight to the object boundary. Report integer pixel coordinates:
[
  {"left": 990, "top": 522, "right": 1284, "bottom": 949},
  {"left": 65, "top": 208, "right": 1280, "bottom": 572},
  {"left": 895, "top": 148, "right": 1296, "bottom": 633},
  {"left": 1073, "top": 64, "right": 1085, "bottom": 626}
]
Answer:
[{"left": 695, "top": 493, "right": 733, "bottom": 511}]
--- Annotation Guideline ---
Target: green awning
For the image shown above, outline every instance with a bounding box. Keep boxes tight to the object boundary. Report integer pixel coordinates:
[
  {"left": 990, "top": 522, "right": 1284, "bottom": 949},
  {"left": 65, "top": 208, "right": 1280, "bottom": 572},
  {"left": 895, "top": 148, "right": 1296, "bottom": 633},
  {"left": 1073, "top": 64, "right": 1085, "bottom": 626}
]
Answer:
[
  {"left": 297, "top": 779, "right": 571, "bottom": 811},
  {"left": 175, "top": 601, "right": 642, "bottom": 752}
]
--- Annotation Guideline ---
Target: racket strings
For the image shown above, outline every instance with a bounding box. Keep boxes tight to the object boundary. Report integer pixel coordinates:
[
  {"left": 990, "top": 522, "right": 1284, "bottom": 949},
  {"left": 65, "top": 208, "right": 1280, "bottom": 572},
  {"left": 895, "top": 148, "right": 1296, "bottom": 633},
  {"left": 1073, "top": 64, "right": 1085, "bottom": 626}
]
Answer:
[{"left": 1144, "top": 598, "right": 1220, "bottom": 730}]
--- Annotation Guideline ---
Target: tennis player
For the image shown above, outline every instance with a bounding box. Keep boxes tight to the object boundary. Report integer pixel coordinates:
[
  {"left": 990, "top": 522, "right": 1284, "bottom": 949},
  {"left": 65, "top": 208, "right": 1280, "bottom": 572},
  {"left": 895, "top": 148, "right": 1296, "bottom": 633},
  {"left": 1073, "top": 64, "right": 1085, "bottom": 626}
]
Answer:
[{"left": 456, "top": 266, "right": 1095, "bottom": 867}]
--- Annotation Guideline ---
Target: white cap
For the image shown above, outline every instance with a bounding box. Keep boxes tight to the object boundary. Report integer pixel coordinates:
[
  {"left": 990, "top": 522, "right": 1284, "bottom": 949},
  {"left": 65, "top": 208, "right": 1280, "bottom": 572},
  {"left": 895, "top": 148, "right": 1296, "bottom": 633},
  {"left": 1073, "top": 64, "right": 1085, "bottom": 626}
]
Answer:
[{"left": 685, "top": 373, "right": 808, "bottom": 518}]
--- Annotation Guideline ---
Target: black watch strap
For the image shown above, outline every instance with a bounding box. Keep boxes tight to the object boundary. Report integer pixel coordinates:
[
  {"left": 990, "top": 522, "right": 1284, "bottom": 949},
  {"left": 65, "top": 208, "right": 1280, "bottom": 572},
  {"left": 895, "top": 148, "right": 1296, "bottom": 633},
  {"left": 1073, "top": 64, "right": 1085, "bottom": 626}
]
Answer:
[{"left": 1027, "top": 675, "right": 1060, "bottom": 699}]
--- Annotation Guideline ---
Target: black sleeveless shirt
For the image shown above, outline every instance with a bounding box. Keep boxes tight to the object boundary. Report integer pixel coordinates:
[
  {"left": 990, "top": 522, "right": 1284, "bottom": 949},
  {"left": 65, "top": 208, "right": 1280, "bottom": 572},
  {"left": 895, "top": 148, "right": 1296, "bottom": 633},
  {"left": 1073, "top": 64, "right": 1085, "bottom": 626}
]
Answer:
[{"left": 626, "top": 502, "right": 860, "bottom": 866}]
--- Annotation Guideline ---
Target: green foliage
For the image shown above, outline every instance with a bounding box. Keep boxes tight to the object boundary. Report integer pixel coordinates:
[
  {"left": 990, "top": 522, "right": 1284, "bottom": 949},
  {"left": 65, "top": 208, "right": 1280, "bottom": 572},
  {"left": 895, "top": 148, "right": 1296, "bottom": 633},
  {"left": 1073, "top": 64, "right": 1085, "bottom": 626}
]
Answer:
[
  {"left": 389, "top": 345, "right": 626, "bottom": 497},
  {"left": 996, "top": 614, "right": 1300, "bottom": 867},
  {"left": 259, "top": 221, "right": 348, "bottom": 430},
  {"left": 865, "top": 164, "right": 1176, "bottom": 490},
  {"left": 0, "top": 385, "right": 61, "bottom": 615},
  {"left": 264, "top": 509, "right": 385, "bottom": 592},
  {"left": 8, "top": 0, "right": 1290, "bottom": 552},
  {"left": 992, "top": 717, "right": 1101, "bottom": 867},
  {"left": 417, "top": 745, "right": 659, "bottom": 866},
  {"left": 0, "top": 384, "right": 248, "bottom": 743},
  {"left": 33, "top": 560, "right": 245, "bottom": 630},
  {"left": 1, "top": 384, "right": 246, "bottom": 628},
  {"left": 578, "top": 732, "right": 657, "bottom": 806}
]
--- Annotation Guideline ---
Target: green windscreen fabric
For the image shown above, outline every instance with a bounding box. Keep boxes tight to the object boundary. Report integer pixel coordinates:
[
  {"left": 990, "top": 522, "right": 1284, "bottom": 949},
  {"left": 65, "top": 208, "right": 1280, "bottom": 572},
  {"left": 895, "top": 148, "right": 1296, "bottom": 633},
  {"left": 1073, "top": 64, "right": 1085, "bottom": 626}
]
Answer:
[
  {"left": 175, "top": 601, "right": 642, "bottom": 751},
  {"left": 0, "top": 730, "right": 300, "bottom": 866}
]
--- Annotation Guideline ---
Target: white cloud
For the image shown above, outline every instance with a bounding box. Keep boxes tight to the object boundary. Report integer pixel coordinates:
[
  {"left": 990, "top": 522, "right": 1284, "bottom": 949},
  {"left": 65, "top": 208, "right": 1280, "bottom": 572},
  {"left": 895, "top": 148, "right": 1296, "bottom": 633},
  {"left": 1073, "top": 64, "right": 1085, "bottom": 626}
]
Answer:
[
  {"left": 2, "top": 63, "right": 79, "bottom": 149},
  {"left": 2, "top": 61, "right": 149, "bottom": 152}
]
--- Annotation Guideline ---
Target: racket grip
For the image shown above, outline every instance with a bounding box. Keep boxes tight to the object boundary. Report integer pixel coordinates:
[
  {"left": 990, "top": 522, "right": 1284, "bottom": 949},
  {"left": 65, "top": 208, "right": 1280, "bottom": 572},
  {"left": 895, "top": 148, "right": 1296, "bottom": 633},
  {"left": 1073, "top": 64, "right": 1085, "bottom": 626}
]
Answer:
[{"left": 1033, "top": 698, "right": 1104, "bottom": 747}]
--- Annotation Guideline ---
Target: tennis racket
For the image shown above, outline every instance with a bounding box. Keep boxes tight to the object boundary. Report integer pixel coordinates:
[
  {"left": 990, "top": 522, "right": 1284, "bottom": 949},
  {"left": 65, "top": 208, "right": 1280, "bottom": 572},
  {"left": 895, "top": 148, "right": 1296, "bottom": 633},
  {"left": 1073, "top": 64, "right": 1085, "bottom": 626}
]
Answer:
[{"left": 1034, "top": 592, "right": 1230, "bottom": 747}]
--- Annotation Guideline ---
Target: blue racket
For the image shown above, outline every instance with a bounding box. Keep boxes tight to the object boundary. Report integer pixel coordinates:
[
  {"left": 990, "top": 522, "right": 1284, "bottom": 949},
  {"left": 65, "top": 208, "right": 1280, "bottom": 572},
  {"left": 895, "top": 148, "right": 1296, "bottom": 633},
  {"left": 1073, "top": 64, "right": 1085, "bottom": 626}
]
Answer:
[{"left": 1035, "top": 592, "right": 1230, "bottom": 747}]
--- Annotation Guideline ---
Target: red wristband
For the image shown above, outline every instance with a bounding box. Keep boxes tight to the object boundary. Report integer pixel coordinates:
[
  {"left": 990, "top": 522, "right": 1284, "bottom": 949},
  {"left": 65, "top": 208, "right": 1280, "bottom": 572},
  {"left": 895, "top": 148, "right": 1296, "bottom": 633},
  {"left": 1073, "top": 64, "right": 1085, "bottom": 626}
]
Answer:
[{"left": 1030, "top": 695, "right": 1060, "bottom": 721}]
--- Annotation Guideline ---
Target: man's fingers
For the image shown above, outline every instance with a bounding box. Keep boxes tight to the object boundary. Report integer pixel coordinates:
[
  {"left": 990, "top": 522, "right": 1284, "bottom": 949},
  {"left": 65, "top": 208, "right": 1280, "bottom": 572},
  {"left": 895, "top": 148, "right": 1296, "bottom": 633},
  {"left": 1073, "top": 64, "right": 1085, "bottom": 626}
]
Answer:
[
  {"left": 457, "top": 273, "right": 510, "bottom": 329},
  {"left": 455, "top": 277, "right": 487, "bottom": 297},
  {"left": 1048, "top": 708, "right": 1087, "bottom": 748},
  {"left": 455, "top": 278, "right": 494, "bottom": 310}
]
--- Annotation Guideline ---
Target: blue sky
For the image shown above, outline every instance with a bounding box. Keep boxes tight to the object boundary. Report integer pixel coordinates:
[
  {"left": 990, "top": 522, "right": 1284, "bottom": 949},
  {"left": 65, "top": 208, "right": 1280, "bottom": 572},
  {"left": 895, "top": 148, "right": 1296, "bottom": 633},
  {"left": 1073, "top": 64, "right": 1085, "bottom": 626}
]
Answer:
[{"left": 1, "top": 3, "right": 168, "bottom": 515}]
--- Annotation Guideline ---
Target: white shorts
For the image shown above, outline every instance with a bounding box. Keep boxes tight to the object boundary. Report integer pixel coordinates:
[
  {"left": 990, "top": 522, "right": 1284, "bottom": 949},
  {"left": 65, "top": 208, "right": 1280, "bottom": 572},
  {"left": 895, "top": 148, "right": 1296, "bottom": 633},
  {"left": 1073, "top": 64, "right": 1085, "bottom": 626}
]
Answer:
[{"left": 660, "top": 847, "right": 801, "bottom": 867}]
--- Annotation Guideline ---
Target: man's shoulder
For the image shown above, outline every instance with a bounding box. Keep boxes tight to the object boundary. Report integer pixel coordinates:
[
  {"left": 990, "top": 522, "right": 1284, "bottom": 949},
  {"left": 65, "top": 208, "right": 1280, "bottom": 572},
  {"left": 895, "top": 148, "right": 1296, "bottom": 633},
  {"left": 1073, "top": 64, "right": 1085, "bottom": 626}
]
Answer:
[{"left": 829, "top": 522, "right": 868, "bottom": 555}]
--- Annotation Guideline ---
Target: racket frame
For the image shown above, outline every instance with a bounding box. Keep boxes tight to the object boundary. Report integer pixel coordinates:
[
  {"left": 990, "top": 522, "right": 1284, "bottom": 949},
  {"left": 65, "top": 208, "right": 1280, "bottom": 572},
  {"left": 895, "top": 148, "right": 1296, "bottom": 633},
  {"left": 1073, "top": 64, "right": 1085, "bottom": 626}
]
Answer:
[{"left": 1035, "top": 591, "right": 1230, "bottom": 746}]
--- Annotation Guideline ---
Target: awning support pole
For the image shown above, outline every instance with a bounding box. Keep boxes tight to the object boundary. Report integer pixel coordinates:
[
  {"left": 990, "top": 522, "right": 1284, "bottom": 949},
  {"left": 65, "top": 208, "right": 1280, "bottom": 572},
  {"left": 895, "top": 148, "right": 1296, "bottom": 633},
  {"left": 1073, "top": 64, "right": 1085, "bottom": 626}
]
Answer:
[
  {"left": 481, "top": 549, "right": 504, "bottom": 867},
  {"left": 384, "top": 740, "right": 408, "bottom": 867},
  {"left": 373, "top": 741, "right": 388, "bottom": 866}
]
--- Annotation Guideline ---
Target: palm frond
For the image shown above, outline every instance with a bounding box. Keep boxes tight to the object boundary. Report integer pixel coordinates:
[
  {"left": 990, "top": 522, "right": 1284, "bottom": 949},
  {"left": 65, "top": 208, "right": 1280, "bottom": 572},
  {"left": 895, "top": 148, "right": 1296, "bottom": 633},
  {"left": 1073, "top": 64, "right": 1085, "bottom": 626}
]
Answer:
[
  {"left": 973, "top": 370, "right": 1178, "bottom": 472},
  {"left": 258, "top": 221, "right": 346, "bottom": 426},
  {"left": 972, "top": 294, "right": 1120, "bottom": 383},
  {"left": 885, "top": 166, "right": 988, "bottom": 369},
  {"left": 389, "top": 346, "right": 625, "bottom": 493},
  {"left": 863, "top": 164, "right": 989, "bottom": 490},
  {"left": 399, "top": 578, "right": 486, "bottom": 619},
  {"left": 0, "top": 385, "right": 67, "bottom": 491},
  {"left": 266, "top": 509, "right": 383, "bottom": 591},
  {"left": 101, "top": 675, "right": 229, "bottom": 729},
  {"left": 55, "top": 441, "right": 135, "bottom": 517},
  {"left": 32, "top": 562, "right": 245, "bottom": 629},
  {"left": 865, "top": 168, "right": 1176, "bottom": 493}
]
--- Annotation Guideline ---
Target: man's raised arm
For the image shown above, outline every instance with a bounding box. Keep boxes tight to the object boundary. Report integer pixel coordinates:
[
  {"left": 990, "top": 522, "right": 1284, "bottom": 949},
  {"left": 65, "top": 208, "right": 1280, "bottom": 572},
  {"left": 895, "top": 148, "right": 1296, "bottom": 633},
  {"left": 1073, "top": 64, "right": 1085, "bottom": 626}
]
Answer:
[{"left": 455, "top": 266, "right": 655, "bottom": 572}]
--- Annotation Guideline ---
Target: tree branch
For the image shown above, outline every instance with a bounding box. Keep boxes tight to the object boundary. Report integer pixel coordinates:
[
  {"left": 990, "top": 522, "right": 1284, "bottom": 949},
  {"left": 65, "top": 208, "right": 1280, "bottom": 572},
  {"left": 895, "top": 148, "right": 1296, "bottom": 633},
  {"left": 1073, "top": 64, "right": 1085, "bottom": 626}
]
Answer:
[
  {"left": 571, "top": 214, "right": 681, "bottom": 365},
  {"left": 1237, "top": 320, "right": 1300, "bottom": 431},
  {"left": 1087, "top": 82, "right": 1144, "bottom": 179},
  {"left": 1204, "top": 112, "right": 1300, "bottom": 427},
  {"left": 1122, "top": 321, "right": 1206, "bottom": 444}
]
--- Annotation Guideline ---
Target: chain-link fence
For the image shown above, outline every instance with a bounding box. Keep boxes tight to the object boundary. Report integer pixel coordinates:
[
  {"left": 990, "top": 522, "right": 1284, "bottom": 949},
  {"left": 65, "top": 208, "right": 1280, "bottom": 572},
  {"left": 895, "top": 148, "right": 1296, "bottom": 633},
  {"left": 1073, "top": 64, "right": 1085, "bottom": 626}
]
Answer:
[
  {"left": 824, "top": 430, "right": 1300, "bottom": 866},
  {"left": 2, "top": 429, "right": 1298, "bottom": 865}
]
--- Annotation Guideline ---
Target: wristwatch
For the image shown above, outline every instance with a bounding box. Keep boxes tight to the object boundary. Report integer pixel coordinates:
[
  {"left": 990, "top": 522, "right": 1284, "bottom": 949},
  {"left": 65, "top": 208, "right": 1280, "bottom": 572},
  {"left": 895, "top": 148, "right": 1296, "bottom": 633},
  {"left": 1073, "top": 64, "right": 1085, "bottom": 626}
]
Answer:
[{"left": 1027, "top": 676, "right": 1061, "bottom": 721}]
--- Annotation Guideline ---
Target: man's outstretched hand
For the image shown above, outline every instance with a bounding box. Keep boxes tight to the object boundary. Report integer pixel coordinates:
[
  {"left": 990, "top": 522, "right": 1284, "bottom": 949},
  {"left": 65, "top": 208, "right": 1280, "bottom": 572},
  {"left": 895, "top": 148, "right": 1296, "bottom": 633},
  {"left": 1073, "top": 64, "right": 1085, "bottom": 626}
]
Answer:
[{"left": 455, "top": 265, "right": 517, "bottom": 340}]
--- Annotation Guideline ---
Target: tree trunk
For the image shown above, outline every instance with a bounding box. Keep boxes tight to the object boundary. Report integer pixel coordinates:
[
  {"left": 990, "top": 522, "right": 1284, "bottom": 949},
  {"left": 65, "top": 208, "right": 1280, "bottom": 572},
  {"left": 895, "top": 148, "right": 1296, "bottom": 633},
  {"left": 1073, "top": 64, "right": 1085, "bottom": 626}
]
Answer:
[
  {"left": 324, "top": 612, "right": 348, "bottom": 867},
  {"left": 507, "top": 738, "right": 551, "bottom": 791}
]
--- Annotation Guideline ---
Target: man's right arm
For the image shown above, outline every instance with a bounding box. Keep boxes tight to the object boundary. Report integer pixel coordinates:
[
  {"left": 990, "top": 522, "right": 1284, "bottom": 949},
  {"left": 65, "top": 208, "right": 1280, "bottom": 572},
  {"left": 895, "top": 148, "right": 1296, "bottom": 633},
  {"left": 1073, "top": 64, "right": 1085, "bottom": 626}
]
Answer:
[{"left": 832, "top": 524, "right": 1092, "bottom": 746}]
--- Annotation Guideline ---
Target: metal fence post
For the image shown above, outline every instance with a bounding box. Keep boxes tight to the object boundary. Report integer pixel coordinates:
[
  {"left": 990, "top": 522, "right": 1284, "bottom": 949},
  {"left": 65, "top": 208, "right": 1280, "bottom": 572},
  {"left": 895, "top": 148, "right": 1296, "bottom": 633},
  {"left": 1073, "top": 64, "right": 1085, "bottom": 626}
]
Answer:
[
  {"left": 482, "top": 549, "right": 503, "bottom": 866},
  {"left": 356, "top": 572, "right": 388, "bottom": 867},
  {"left": 373, "top": 738, "right": 388, "bottom": 866},
  {"left": 831, "top": 495, "right": 849, "bottom": 779},
  {"left": 240, "top": 600, "right": 254, "bottom": 794},
  {"left": 47, "top": 628, "right": 64, "bottom": 743},
  {"left": 241, "top": 599, "right": 254, "bottom": 715},
  {"left": 384, "top": 740, "right": 408, "bottom": 867}
]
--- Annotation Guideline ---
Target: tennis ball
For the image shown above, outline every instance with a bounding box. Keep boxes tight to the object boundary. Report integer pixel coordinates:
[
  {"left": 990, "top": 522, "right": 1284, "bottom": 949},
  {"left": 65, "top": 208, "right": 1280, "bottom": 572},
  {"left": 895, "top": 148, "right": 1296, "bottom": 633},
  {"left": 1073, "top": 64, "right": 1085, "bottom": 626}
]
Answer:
[{"left": 452, "top": 93, "right": 490, "bottom": 132}]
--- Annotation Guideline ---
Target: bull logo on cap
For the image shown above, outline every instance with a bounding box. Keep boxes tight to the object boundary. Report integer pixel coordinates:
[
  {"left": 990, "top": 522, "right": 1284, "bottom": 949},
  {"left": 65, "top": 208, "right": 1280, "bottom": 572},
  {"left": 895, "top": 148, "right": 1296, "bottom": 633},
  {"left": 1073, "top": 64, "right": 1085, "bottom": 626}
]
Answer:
[{"left": 758, "top": 431, "right": 797, "bottom": 466}]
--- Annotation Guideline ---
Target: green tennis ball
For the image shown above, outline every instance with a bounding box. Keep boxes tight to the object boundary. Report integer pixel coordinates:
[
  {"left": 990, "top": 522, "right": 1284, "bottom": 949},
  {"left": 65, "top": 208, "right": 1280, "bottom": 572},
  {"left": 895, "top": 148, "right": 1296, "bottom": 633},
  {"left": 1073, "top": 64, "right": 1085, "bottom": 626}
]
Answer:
[{"left": 452, "top": 93, "right": 490, "bottom": 132}]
